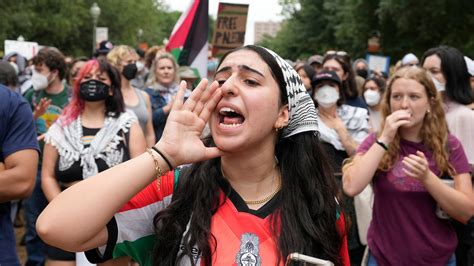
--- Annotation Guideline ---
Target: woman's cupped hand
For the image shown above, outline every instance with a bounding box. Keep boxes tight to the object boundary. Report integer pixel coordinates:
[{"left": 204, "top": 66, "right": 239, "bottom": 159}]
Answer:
[{"left": 155, "top": 79, "right": 224, "bottom": 168}]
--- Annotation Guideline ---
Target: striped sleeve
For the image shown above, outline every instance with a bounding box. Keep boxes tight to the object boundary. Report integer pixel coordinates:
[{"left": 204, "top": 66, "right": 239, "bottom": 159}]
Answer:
[{"left": 85, "top": 171, "right": 176, "bottom": 265}]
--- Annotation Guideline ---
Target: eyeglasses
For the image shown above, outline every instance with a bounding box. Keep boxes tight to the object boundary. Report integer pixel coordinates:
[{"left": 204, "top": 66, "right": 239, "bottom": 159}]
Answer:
[{"left": 325, "top": 50, "right": 348, "bottom": 56}]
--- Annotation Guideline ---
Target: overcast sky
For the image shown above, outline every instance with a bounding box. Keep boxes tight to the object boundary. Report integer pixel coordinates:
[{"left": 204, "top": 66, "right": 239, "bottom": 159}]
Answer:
[{"left": 164, "top": 0, "right": 283, "bottom": 44}]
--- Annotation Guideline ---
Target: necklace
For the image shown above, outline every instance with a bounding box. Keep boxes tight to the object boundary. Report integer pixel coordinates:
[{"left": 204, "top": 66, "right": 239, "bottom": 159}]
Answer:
[
  {"left": 221, "top": 165, "right": 282, "bottom": 205},
  {"left": 244, "top": 181, "right": 281, "bottom": 205}
]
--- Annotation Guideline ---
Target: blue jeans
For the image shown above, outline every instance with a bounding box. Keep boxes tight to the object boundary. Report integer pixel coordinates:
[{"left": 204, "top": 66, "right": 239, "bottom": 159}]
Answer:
[
  {"left": 24, "top": 169, "right": 48, "bottom": 265},
  {"left": 368, "top": 250, "right": 456, "bottom": 266},
  {"left": 1, "top": 202, "right": 20, "bottom": 265}
]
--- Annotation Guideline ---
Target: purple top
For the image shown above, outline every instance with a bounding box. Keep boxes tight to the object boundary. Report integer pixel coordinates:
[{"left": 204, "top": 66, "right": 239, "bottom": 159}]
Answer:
[{"left": 357, "top": 133, "right": 471, "bottom": 265}]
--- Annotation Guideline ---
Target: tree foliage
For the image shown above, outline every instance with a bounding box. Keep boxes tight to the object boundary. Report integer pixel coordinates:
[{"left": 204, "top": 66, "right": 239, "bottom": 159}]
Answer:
[
  {"left": 0, "top": 0, "right": 180, "bottom": 57},
  {"left": 260, "top": 0, "right": 474, "bottom": 62}
]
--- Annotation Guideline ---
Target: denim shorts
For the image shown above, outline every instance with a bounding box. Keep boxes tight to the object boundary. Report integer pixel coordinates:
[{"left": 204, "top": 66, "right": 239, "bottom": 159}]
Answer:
[{"left": 46, "top": 244, "right": 75, "bottom": 261}]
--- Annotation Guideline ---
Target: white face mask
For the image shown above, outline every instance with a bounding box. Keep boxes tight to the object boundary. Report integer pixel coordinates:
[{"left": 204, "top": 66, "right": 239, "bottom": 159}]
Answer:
[
  {"left": 314, "top": 85, "right": 340, "bottom": 108},
  {"left": 431, "top": 75, "right": 445, "bottom": 92},
  {"left": 31, "top": 71, "right": 52, "bottom": 91},
  {"left": 136, "top": 61, "right": 145, "bottom": 72},
  {"left": 364, "top": 89, "right": 381, "bottom": 106}
]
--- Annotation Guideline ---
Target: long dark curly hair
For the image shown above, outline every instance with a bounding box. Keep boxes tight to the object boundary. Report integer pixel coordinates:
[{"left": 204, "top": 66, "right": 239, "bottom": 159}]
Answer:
[{"left": 152, "top": 45, "right": 343, "bottom": 265}]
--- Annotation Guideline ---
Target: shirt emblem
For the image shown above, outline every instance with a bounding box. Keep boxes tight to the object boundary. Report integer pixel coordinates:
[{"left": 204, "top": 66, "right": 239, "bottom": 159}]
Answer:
[{"left": 236, "top": 233, "right": 261, "bottom": 266}]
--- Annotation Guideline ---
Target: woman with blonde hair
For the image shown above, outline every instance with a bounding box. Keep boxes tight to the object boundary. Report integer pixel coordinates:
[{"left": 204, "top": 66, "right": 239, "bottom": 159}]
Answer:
[
  {"left": 145, "top": 52, "right": 191, "bottom": 141},
  {"left": 107, "top": 45, "right": 155, "bottom": 147},
  {"left": 343, "top": 66, "right": 474, "bottom": 265}
]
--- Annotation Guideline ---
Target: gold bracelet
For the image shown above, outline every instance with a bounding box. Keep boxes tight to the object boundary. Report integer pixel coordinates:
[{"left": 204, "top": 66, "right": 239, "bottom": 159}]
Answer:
[{"left": 147, "top": 148, "right": 163, "bottom": 190}]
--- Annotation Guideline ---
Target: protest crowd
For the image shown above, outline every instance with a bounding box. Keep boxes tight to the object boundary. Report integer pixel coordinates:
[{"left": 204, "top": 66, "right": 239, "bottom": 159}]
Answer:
[{"left": 1, "top": 3, "right": 474, "bottom": 266}]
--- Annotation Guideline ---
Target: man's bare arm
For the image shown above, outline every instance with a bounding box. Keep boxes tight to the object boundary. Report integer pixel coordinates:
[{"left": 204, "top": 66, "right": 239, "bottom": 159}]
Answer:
[{"left": 0, "top": 149, "right": 39, "bottom": 203}]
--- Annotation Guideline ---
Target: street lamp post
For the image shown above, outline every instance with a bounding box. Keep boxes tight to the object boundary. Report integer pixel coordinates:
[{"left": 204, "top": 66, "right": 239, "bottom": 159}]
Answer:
[
  {"left": 368, "top": 30, "right": 381, "bottom": 54},
  {"left": 90, "top": 2, "right": 101, "bottom": 56},
  {"left": 137, "top": 28, "right": 144, "bottom": 46}
]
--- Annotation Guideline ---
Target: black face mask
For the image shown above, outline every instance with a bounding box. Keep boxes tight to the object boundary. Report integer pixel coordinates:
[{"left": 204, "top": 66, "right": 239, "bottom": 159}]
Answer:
[
  {"left": 356, "top": 69, "right": 368, "bottom": 79},
  {"left": 122, "top": 63, "right": 137, "bottom": 80},
  {"left": 79, "top": 80, "right": 110, "bottom": 101}
]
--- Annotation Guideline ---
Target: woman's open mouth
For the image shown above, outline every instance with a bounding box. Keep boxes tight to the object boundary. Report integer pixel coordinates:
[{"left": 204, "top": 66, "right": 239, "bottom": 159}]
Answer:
[{"left": 218, "top": 107, "right": 245, "bottom": 127}]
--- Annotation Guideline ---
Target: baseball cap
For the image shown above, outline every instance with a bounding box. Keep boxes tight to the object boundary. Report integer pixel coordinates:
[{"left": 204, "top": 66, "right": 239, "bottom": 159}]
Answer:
[
  {"left": 401, "top": 53, "right": 419, "bottom": 66},
  {"left": 308, "top": 55, "right": 324, "bottom": 65},
  {"left": 96, "top": 40, "right": 114, "bottom": 55},
  {"left": 311, "top": 70, "right": 341, "bottom": 88}
]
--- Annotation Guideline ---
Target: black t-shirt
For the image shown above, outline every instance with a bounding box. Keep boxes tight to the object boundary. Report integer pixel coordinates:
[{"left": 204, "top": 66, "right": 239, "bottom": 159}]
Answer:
[{"left": 55, "top": 126, "right": 129, "bottom": 184}]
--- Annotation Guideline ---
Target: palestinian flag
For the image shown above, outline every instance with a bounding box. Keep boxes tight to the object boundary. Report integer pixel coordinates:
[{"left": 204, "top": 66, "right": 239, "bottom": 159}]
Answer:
[{"left": 166, "top": 0, "right": 208, "bottom": 79}]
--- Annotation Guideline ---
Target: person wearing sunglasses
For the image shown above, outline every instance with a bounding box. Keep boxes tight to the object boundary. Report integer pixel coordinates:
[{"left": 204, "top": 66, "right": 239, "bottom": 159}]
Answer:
[{"left": 326, "top": 50, "right": 349, "bottom": 57}]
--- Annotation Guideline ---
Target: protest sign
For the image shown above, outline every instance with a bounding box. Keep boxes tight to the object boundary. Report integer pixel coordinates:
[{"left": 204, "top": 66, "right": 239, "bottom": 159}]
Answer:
[
  {"left": 4, "top": 40, "right": 39, "bottom": 60},
  {"left": 212, "top": 3, "right": 248, "bottom": 57}
]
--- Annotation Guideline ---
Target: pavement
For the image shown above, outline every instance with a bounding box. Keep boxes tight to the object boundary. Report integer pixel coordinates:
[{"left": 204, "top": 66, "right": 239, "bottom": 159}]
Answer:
[{"left": 14, "top": 221, "right": 27, "bottom": 264}]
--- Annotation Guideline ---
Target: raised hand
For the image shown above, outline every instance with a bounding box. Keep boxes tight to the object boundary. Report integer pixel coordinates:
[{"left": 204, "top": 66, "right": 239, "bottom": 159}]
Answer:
[
  {"left": 379, "top": 109, "right": 411, "bottom": 144},
  {"left": 33, "top": 97, "right": 52, "bottom": 119},
  {"left": 155, "top": 79, "right": 223, "bottom": 168},
  {"left": 319, "top": 110, "right": 345, "bottom": 132},
  {"left": 37, "top": 133, "right": 46, "bottom": 142}
]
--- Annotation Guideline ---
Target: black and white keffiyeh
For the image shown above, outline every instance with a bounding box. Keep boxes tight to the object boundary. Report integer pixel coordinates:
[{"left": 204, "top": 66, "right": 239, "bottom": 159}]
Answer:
[
  {"left": 45, "top": 111, "right": 137, "bottom": 179},
  {"left": 263, "top": 48, "right": 319, "bottom": 138}
]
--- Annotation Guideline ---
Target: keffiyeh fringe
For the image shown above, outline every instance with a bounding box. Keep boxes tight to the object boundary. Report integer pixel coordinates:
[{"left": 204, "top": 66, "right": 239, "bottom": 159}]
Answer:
[{"left": 45, "top": 111, "right": 137, "bottom": 179}]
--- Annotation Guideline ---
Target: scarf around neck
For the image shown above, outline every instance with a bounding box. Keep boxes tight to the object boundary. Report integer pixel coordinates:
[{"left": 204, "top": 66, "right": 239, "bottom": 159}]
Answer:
[{"left": 45, "top": 111, "right": 137, "bottom": 179}]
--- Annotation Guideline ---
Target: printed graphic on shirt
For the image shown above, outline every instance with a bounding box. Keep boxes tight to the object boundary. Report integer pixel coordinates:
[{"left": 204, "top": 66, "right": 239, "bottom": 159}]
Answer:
[
  {"left": 81, "top": 134, "right": 95, "bottom": 145},
  {"left": 236, "top": 233, "right": 261, "bottom": 266},
  {"left": 388, "top": 157, "right": 428, "bottom": 192},
  {"left": 36, "top": 104, "right": 63, "bottom": 135}
]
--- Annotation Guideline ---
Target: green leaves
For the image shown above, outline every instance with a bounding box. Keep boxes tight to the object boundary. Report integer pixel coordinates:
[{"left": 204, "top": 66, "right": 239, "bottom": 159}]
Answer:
[
  {"left": 261, "top": 0, "right": 474, "bottom": 62},
  {"left": 1, "top": 0, "right": 180, "bottom": 57}
]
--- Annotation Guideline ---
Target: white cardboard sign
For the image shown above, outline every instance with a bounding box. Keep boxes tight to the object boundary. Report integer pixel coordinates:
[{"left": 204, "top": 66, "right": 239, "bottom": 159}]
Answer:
[{"left": 4, "top": 40, "right": 39, "bottom": 60}]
